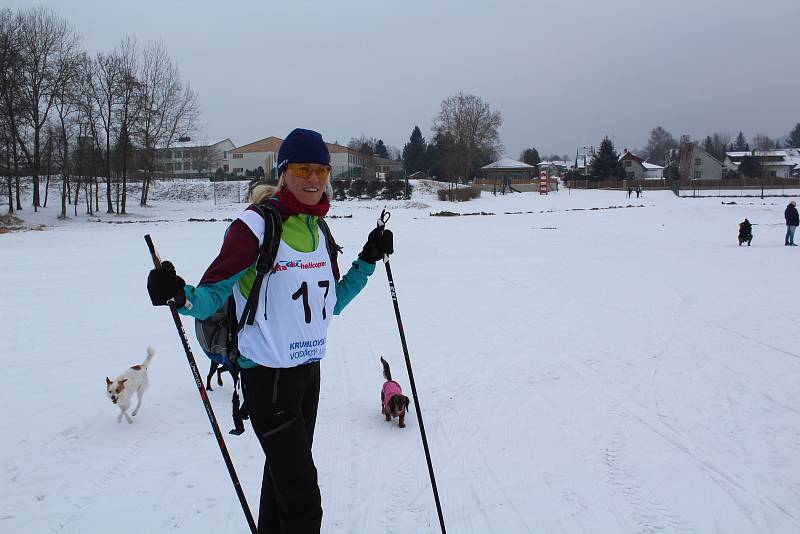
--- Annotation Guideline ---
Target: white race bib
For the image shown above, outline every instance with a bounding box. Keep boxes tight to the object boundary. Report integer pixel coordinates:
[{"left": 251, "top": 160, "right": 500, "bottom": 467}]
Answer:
[{"left": 234, "top": 214, "right": 337, "bottom": 367}]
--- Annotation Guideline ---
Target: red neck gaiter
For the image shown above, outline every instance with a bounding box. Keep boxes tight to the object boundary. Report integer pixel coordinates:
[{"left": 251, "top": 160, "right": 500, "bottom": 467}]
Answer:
[{"left": 274, "top": 187, "right": 330, "bottom": 218}]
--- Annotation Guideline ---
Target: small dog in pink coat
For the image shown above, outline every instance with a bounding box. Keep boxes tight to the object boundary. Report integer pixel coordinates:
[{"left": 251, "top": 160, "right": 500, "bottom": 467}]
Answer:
[{"left": 380, "top": 357, "right": 410, "bottom": 428}]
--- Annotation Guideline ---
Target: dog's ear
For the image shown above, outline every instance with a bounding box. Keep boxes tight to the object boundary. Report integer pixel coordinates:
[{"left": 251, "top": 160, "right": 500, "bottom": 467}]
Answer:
[
  {"left": 119, "top": 378, "right": 127, "bottom": 385},
  {"left": 403, "top": 396, "right": 410, "bottom": 411},
  {"left": 106, "top": 377, "right": 112, "bottom": 386}
]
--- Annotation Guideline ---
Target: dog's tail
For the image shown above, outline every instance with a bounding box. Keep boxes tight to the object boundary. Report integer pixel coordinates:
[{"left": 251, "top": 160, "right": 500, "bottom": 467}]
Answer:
[
  {"left": 143, "top": 346, "right": 155, "bottom": 368},
  {"left": 380, "top": 356, "right": 392, "bottom": 381}
]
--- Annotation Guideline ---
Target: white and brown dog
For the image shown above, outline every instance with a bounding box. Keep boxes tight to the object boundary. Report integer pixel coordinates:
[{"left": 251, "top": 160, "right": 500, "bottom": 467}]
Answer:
[
  {"left": 381, "top": 357, "right": 410, "bottom": 428},
  {"left": 106, "top": 347, "right": 154, "bottom": 424}
]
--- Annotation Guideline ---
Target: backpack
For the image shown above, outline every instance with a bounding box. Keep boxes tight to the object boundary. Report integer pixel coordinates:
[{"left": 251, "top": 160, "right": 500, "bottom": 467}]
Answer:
[{"left": 194, "top": 200, "right": 341, "bottom": 435}]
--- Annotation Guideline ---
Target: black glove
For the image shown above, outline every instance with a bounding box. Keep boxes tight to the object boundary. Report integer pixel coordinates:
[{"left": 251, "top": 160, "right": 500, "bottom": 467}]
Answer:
[
  {"left": 358, "top": 227, "right": 394, "bottom": 264},
  {"left": 147, "top": 261, "right": 187, "bottom": 307}
]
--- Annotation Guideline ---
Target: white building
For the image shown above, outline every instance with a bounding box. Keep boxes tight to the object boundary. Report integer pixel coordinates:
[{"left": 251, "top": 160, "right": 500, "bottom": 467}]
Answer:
[
  {"left": 643, "top": 161, "right": 665, "bottom": 180},
  {"left": 228, "top": 136, "right": 390, "bottom": 179},
  {"left": 724, "top": 149, "right": 800, "bottom": 178},
  {"left": 156, "top": 137, "right": 235, "bottom": 177}
]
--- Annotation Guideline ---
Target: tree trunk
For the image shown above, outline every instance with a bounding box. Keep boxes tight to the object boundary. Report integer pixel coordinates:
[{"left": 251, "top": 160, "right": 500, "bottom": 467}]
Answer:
[
  {"left": 74, "top": 174, "right": 81, "bottom": 216},
  {"left": 12, "top": 142, "right": 21, "bottom": 211},
  {"left": 44, "top": 173, "right": 50, "bottom": 207},
  {"left": 32, "top": 128, "right": 40, "bottom": 211},
  {"left": 4, "top": 139, "right": 12, "bottom": 214},
  {"left": 105, "top": 133, "right": 113, "bottom": 213},
  {"left": 60, "top": 172, "right": 67, "bottom": 219},
  {"left": 94, "top": 175, "right": 99, "bottom": 212}
]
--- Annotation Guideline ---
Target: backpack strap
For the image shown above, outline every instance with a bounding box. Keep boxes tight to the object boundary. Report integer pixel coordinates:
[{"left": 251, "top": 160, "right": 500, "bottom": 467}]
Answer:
[
  {"left": 238, "top": 201, "right": 283, "bottom": 331},
  {"left": 318, "top": 217, "right": 342, "bottom": 282}
]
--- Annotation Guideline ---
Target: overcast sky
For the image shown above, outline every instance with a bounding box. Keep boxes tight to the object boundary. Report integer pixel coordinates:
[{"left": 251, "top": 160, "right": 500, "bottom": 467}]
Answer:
[{"left": 8, "top": 0, "right": 800, "bottom": 159}]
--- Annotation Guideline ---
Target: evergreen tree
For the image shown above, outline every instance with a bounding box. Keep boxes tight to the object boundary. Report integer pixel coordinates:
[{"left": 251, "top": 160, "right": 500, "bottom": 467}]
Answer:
[
  {"left": 734, "top": 131, "right": 749, "bottom": 151},
  {"left": 786, "top": 123, "right": 800, "bottom": 148},
  {"left": 402, "top": 126, "right": 427, "bottom": 174},
  {"left": 702, "top": 136, "right": 714, "bottom": 158},
  {"left": 739, "top": 155, "right": 762, "bottom": 178},
  {"left": 590, "top": 137, "right": 624, "bottom": 181},
  {"left": 359, "top": 142, "right": 373, "bottom": 156},
  {"left": 374, "top": 139, "right": 389, "bottom": 158},
  {"left": 519, "top": 147, "right": 540, "bottom": 167}
]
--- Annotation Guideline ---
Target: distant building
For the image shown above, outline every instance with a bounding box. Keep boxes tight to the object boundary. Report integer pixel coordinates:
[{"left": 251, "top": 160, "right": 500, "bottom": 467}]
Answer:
[
  {"left": 227, "top": 136, "right": 392, "bottom": 179},
  {"left": 156, "top": 137, "right": 235, "bottom": 177},
  {"left": 538, "top": 160, "right": 570, "bottom": 176},
  {"left": 724, "top": 149, "right": 800, "bottom": 178},
  {"left": 678, "top": 143, "right": 723, "bottom": 182},
  {"left": 481, "top": 158, "right": 536, "bottom": 182},
  {"left": 642, "top": 161, "right": 665, "bottom": 180},
  {"left": 619, "top": 150, "right": 664, "bottom": 180},
  {"left": 619, "top": 151, "right": 646, "bottom": 181}
]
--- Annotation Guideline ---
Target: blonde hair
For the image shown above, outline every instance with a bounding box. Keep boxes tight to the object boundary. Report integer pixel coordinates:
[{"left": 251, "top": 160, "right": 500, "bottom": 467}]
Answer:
[
  {"left": 249, "top": 176, "right": 284, "bottom": 204},
  {"left": 249, "top": 173, "right": 334, "bottom": 204}
]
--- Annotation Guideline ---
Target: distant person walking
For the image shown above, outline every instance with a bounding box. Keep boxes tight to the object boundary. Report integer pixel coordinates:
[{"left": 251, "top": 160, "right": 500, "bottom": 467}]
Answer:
[
  {"left": 785, "top": 201, "right": 798, "bottom": 246},
  {"left": 636, "top": 185, "right": 642, "bottom": 198},
  {"left": 627, "top": 187, "right": 632, "bottom": 198}
]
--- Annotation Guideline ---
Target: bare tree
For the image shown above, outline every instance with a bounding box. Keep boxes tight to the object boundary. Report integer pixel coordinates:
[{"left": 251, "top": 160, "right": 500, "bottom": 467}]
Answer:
[
  {"left": 89, "top": 50, "right": 122, "bottom": 213},
  {"left": 135, "top": 40, "right": 198, "bottom": 205},
  {"left": 141, "top": 77, "right": 199, "bottom": 205},
  {"left": 191, "top": 142, "right": 224, "bottom": 179},
  {"left": 0, "top": 8, "right": 22, "bottom": 214},
  {"left": 751, "top": 133, "right": 776, "bottom": 151},
  {"left": 432, "top": 92, "right": 503, "bottom": 181},
  {"left": 14, "top": 7, "right": 80, "bottom": 211},
  {"left": 113, "top": 37, "right": 142, "bottom": 214},
  {"left": 701, "top": 132, "right": 730, "bottom": 162},
  {"left": 52, "top": 49, "right": 82, "bottom": 218},
  {"left": 642, "top": 126, "right": 679, "bottom": 166}
]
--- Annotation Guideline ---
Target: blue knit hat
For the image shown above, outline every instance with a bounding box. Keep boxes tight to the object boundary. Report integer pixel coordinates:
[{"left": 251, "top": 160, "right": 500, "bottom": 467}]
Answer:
[{"left": 277, "top": 128, "right": 330, "bottom": 176}]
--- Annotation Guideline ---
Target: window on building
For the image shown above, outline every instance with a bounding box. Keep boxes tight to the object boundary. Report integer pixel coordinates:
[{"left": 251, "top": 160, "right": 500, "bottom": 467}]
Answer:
[
  {"left": 233, "top": 167, "right": 243, "bottom": 173},
  {"left": 769, "top": 170, "right": 776, "bottom": 177},
  {"left": 233, "top": 153, "right": 243, "bottom": 159},
  {"left": 625, "top": 160, "right": 632, "bottom": 167},
  {"left": 694, "top": 158, "right": 701, "bottom": 166},
  {"left": 627, "top": 171, "right": 634, "bottom": 178},
  {"left": 694, "top": 170, "right": 702, "bottom": 179}
]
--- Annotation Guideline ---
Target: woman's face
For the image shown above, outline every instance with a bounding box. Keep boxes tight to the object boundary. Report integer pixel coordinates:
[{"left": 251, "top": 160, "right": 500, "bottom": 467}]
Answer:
[{"left": 283, "top": 163, "right": 330, "bottom": 205}]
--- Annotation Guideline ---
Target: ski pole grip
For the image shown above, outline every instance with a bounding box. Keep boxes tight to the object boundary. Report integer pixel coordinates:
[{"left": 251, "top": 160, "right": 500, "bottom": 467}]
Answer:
[{"left": 376, "top": 210, "right": 391, "bottom": 262}]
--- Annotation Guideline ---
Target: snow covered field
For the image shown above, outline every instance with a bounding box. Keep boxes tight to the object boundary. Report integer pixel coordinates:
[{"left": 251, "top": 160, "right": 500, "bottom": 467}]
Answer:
[{"left": 2, "top": 182, "right": 800, "bottom": 533}]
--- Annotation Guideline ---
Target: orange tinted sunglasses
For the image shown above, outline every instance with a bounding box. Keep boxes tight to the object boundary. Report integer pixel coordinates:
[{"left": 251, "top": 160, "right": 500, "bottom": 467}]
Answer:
[{"left": 286, "top": 163, "right": 332, "bottom": 179}]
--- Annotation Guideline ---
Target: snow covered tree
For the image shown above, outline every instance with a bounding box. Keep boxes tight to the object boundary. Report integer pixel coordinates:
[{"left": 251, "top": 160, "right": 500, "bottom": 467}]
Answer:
[{"left": 591, "top": 137, "right": 624, "bottom": 181}]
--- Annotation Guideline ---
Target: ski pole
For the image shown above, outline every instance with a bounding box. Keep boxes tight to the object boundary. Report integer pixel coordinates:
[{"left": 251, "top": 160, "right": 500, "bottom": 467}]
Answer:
[
  {"left": 144, "top": 234, "right": 257, "bottom": 534},
  {"left": 376, "top": 211, "right": 447, "bottom": 534}
]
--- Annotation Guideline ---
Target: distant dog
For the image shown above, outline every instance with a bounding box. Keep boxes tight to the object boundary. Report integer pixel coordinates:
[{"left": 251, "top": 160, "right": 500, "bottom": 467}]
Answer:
[
  {"left": 380, "top": 357, "right": 410, "bottom": 428},
  {"left": 106, "top": 347, "right": 154, "bottom": 424},
  {"left": 738, "top": 219, "right": 753, "bottom": 246}
]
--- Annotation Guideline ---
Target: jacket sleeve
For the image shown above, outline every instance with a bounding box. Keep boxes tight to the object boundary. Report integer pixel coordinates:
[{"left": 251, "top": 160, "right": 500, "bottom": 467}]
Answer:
[
  {"left": 178, "top": 219, "right": 259, "bottom": 320},
  {"left": 333, "top": 258, "right": 376, "bottom": 315}
]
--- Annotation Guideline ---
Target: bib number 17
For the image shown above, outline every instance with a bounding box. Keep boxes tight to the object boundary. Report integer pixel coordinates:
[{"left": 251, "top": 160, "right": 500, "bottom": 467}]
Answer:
[{"left": 291, "top": 280, "right": 330, "bottom": 324}]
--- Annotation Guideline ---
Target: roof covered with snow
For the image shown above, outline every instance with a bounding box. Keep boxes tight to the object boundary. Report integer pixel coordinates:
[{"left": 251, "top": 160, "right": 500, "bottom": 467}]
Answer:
[{"left": 482, "top": 158, "right": 533, "bottom": 169}]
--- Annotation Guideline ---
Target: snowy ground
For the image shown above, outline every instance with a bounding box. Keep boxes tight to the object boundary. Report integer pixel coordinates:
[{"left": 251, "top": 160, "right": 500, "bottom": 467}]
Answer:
[{"left": 2, "top": 181, "right": 800, "bottom": 533}]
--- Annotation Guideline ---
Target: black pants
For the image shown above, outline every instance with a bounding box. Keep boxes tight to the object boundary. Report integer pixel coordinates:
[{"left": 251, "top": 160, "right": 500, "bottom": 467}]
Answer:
[{"left": 241, "top": 362, "right": 322, "bottom": 534}]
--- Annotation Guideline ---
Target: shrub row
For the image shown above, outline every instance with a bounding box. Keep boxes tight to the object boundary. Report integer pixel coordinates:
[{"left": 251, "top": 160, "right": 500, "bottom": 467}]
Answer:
[{"left": 436, "top": 186, "right": 482, "bottom": 201}]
